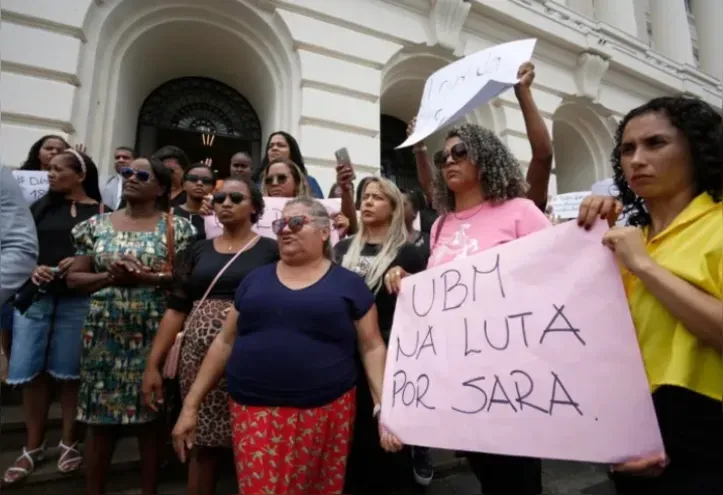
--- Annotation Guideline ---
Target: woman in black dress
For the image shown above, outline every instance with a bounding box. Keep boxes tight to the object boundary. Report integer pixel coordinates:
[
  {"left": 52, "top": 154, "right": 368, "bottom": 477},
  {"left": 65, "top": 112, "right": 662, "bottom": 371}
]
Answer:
[
  {"left": 335, "top": 177, "right": 428, "bottom": 494},
  {"left": 142, "top": 176, "right": 279, "bottom": 495}
]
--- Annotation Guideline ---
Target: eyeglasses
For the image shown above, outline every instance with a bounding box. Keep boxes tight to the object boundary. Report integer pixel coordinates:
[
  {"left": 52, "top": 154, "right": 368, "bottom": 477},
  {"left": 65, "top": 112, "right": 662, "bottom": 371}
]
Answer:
[
  {"left": 265, "top": 174, "right": 288, "bottom": 186},
  {"left": 212, "top": 192, "right": 245, "bottom": 204},
  {"left": 119, "top": 167, "right": 153, "bottom": 183},
  {"left": 439, "top": 142, "right": 468, "bottom": 166},
  {"left": 271, "top": 216, "right": 311, "bottom": 235},
  {"left": 184, "top": 174, "right": 215, "bottom": 186}
]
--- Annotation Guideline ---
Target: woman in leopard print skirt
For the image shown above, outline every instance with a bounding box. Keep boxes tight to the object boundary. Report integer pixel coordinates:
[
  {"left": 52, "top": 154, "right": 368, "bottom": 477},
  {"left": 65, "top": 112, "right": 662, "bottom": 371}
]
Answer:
[{"left": 142, "top": 176, "right": 279, "bottom": 495}]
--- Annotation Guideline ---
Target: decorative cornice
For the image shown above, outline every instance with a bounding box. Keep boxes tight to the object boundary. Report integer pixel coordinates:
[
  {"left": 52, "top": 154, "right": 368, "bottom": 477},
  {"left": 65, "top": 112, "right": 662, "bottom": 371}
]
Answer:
[
  {"left": 427, "top": 0, "right": 471, "bottom": 52},
  {"left": 575, "top": 51, "right": 609, "bottom": 102}
]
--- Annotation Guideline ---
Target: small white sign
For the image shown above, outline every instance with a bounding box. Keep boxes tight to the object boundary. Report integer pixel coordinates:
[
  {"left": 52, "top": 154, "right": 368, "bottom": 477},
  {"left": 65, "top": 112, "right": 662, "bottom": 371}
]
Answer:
[
  {"left": 398, "top": 39, "right": 538, "bottom": 148},
  {"left": 549, "top": 191, "right": 591, "bottom": 220},
  {"left": 591, "top": 178, "right": 619, "bottom": 197},
  {"left": 12, "top": 170, "right": 49, "bottom": 204}
]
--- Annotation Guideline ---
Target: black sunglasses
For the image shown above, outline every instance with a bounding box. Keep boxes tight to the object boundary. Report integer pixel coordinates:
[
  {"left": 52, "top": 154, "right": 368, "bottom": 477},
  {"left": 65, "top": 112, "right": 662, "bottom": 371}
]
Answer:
[
  {"left": 184, "top": 174, "right": 215, "bottom": 186},
  {"left": 119, "top": 167, "right": 153, "bottom": 183},
  {"left": 212, "top": 192, "right": 245, "bottom": 204},
  {"left": 439, "top": 142, "right": 468, "bottom": 166},
  {"left": 271, "top": 216, "right": 311, "bottom": 235},
  {"left": 265, "top": 174, "right": 288, "bottom": 186}
]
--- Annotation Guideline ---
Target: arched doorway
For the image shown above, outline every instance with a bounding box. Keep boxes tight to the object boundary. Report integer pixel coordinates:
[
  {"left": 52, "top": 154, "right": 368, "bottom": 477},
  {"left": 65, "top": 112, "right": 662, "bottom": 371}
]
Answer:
[
  {"left": 380, "top": 114, "right": 419, "bottom": 191},
  {"left": 136, "top": 77, "right": 262, "bottom": 177}
]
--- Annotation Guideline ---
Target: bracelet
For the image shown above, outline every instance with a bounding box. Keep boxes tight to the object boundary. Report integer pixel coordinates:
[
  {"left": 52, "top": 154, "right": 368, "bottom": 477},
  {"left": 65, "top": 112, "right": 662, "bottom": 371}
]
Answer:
[{"left": 372, "top": 403, "right": 381, "bottom": 418}]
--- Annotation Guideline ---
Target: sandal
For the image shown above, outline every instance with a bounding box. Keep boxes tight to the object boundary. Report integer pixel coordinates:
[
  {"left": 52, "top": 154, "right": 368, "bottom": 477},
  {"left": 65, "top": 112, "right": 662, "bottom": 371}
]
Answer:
[
  {"left": 57, "top": 441, "right": 82, "bottom": 474},
  {"left": 2, "top": 443, "right": 46, "bottom": 484}
]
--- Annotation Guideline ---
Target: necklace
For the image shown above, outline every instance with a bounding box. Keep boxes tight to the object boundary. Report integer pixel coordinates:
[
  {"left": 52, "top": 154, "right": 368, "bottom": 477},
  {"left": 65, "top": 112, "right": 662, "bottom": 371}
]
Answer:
[
  {"left": 220, "top": 233, "right": 257, "bottom": 252},
  {"left": 453, "top": 203, "right": 485, "bottom": 220}
]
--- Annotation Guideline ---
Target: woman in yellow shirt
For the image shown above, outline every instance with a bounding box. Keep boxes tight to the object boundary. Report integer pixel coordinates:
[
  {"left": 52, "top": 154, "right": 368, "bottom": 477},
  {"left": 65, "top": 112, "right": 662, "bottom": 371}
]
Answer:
[{"left": 579, "top": 95, "right": 722, "bottom": 494}]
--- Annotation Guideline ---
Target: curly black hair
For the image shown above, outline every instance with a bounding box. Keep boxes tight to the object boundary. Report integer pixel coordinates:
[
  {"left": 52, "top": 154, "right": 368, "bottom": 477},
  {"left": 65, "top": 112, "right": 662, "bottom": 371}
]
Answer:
[
  {"left": 612, "top": 95, "right": 722, "bottom": 227},
  {"left": 432, "top": 123, "right": 527, "bottom": 214}
]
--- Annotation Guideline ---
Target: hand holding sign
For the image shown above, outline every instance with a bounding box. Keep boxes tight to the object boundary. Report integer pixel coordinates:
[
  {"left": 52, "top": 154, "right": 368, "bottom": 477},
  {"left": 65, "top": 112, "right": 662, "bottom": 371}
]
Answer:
[
  {"left": 381, "top": 221, "right": 663, "bottom": 463},
  {"left": 398, "top": 39, "right": 538, "bottom": 148}
]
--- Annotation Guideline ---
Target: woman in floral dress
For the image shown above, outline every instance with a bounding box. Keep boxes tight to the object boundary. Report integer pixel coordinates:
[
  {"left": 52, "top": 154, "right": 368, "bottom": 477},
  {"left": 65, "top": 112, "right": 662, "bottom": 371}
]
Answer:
[{"left": 67, "top": 157, "right": 195, "bottom": 495}]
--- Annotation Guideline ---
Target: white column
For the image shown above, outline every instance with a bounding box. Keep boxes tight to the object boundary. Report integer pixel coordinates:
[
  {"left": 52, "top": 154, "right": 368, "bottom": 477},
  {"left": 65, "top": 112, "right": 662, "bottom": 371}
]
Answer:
[
  {"left": 649, "top": 0, "right": 695, "bottom": 65},
  {"left": 595, "top": 0, "right": 638, "bottom": 37},
  {"left": 691, "top": 0, "right": 723, "bottom": 77}
]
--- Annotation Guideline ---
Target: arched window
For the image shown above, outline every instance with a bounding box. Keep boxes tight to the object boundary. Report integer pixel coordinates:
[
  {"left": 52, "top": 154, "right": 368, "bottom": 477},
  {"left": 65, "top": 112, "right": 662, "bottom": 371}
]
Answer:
[
  {"left": 136, "top": 77, "right": 262, "bottom": 176},
  {"left": 379, "top": 114, "right": 419, "bottom": 191}
]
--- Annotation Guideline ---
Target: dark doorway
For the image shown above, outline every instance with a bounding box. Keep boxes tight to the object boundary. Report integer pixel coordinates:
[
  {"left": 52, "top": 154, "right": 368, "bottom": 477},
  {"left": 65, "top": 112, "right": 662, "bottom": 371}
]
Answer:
[
  {"left": 379, "top": 114, "right": 419, "bottom": 191},
  {"left": 136, "top": 77, "right": 262, "bottom": 178}
]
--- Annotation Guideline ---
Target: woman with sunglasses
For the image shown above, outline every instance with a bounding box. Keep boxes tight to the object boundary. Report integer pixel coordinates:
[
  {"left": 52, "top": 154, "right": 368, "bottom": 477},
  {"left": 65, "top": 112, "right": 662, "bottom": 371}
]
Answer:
[
  {"left": 3, "top": 149, "right": 102, "bottom": 485},
  {"left": 66, "top": 157, "right": 196, "bottom": 495},
  {"left": 385, "top": 123, "right": 553, "bottom": 495},
  {"left": 259, "top": 156, "right": 311, "bottom": 198},
  {"left": 173, "top": 163, "right": 216, "bottom": 241},
  {"left": 143, "top": 176, "right": 278, "bottom": 495},
  {"left": 173, "top": 197, "right": 402, "bottom": 494},
  {"left": 255, "top": 131, "right": 324, "bottom": 198}
]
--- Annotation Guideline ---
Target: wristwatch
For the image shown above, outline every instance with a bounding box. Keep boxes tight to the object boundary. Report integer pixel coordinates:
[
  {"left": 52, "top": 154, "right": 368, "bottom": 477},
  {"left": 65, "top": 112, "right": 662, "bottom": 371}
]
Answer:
[{"left": 372, "top": 403, "right": 381, "bottom": 419}]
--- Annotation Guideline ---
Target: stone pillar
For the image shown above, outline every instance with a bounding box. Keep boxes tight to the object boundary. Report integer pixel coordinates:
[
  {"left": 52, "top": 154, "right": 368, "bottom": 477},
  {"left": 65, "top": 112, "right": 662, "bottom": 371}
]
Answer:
[
  {"left": 649, "top": 0, "right": 695, "bottom": 65},
  {"left": 595, "top": 0, "right": 638, "bottom": 37},
  {"left": 691, "top": 0, "right": 723, "bottom": 77}
]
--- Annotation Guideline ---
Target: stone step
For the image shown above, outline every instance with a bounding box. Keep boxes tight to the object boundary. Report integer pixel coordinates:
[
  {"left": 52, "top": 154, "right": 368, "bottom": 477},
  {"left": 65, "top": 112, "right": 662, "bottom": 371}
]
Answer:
[{"left": 1, "top": 404, "right": 63, "bottom": 451}]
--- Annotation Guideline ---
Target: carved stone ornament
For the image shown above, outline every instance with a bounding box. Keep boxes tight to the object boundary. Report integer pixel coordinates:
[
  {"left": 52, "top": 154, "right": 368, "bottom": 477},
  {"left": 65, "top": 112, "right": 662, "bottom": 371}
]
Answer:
[
  {"left": 575, "top": 51, "right": 610, "bottom": 101},
  {"left": 428, "top": 0, "right": 472, "bottom": 52}
]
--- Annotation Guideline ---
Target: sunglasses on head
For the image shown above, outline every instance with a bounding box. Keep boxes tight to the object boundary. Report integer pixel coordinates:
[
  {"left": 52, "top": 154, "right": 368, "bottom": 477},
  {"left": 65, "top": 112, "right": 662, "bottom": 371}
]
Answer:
[
  {"left": 271, "top": 216, "right": 311, "bottom": 235},
  {"left": 119, "top": 167, "right": 153, "bottom": 183},
  {"left": 212, "top": 192, "right": 245, "bottom": 204},
  {"left": 439, "top": 142, "right": 468, "bottom": 166},
  {"left": 265, "top": 174, "right": 288, "bottom": 186},
  {"left": 184, "top": 174, "right": 215, "bottom": 186}
]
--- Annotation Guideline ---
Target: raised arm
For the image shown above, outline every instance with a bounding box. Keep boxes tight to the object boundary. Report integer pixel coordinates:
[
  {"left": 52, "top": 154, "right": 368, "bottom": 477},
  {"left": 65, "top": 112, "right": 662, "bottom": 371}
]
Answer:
[
  {"left": 407, "top": 118, "right": 435, "bottom": 202},
  {"left": 0, "top": 166, "right": 38, "bottom": 305},
  {"left": 515, "top": 62, "right": 554, "bottom": 211}
]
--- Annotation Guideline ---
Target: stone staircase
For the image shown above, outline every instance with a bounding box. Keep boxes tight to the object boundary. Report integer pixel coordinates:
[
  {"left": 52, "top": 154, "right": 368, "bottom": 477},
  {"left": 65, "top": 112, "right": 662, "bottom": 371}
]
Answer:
[{"left": 1, "top": 383, "right": 466, "bottom": 494}]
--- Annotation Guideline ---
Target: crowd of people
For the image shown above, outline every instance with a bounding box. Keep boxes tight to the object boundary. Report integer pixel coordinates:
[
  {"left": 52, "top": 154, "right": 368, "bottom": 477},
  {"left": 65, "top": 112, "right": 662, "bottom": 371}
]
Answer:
[{"left": 0, "top": 58, "right": 720, "bottom": 495}]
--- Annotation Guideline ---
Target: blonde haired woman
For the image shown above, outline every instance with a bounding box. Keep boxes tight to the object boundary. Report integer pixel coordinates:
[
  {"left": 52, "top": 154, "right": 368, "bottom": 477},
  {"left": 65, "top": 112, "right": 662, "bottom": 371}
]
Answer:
[
  {"left": 334, "top": 177, "right": 428, "bottom": 494},
  {"left": 259, "top": 157, "right": 311, "bottom": 198}
]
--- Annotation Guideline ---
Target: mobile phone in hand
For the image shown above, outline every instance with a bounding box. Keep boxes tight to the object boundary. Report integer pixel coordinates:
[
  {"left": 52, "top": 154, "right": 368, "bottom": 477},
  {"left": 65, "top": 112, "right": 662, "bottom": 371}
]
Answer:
[{"left": 335, "top": 147, "right": 351, "bottom": 166}]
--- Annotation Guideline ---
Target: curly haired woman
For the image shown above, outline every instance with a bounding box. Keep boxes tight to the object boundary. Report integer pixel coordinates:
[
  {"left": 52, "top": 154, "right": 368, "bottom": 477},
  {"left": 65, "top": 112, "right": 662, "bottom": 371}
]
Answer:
[
  {"left": 386, "top": 122, "right": 552, "bottom": 494},
  {"left": 577, "top": 95, "right": 722, "bottom": 495}
]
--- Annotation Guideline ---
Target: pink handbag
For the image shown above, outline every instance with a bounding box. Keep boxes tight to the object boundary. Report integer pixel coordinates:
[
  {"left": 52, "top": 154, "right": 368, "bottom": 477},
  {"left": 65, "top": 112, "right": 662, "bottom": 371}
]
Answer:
[{"left": 162, "top": 236, "right": 260, "bottom": 379}]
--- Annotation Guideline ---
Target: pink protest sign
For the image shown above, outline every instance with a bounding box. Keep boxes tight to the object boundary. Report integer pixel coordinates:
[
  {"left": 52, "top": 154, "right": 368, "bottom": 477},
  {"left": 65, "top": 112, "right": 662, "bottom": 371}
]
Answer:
[
  {"left": 204, "top": 197, "right": 342, "bottom": 244},
  {"left": 381, "top": 221, "right": 664, "bottom": 463}
]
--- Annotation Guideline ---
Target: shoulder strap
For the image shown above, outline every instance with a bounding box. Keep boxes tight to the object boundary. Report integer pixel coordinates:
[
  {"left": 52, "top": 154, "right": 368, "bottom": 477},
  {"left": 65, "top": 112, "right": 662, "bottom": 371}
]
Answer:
[
  {"left": 194, "top": 235, "right": 260, "bottom": 309},
  {"left": 166, "top": 210, "right": 175, "bottom": 266}
]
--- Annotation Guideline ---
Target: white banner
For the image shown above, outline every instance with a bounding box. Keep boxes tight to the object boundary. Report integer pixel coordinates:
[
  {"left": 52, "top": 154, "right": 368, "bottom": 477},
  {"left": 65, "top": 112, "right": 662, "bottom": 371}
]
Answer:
[{"left": 398, "top": 39, "right": 537, "bottom": 148}]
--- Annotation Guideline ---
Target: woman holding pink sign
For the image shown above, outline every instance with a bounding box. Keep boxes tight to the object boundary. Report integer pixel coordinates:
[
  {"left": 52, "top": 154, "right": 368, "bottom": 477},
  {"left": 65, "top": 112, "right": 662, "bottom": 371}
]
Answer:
[{"left": 577, "top": 95, "right": 722, "bottom": 495}]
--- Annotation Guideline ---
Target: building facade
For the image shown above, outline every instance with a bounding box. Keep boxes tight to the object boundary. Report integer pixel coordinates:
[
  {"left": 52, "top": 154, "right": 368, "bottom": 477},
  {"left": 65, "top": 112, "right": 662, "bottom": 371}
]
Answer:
[{"left": 1, "top": 0, "right": 721, "bottom": 194}]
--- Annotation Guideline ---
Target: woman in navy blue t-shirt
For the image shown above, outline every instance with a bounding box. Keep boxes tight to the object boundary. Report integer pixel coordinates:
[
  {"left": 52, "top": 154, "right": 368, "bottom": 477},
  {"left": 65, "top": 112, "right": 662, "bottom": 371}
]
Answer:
[{"left": 172, "top": 196, "right": 402, "bottom": 494}]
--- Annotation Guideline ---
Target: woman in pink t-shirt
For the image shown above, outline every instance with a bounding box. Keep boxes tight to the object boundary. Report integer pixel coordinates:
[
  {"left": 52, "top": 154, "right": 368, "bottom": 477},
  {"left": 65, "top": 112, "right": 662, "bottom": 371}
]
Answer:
[{"left": 386, "top": 122, "right": 550, "bottom": 495}]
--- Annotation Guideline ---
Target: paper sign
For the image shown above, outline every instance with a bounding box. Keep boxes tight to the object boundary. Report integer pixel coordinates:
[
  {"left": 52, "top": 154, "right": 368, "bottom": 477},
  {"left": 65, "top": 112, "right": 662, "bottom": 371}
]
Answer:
[
  {"left": 381, "top": 221, "right": 663, "bottom": 463},
  {"left": 591, "top": 178, "right": 619, "bottom": 197},
  {"left": 398, "top": 39, "right": 537, "bottom": 148},
  {"left": 12, "top": 170, "right": 49, "bottom": 204},
  {"left": 549, "top": 191, "right": 591, "bottom": 220},
  {"left": 204, "top": 197, "right": 342, "bottom": 244}
]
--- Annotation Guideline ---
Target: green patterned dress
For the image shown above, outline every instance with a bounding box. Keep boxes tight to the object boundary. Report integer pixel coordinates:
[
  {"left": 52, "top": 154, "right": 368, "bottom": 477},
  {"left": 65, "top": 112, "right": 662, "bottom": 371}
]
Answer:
[{"left": 71, "top": 212, "right": 196, "bottom": 425}]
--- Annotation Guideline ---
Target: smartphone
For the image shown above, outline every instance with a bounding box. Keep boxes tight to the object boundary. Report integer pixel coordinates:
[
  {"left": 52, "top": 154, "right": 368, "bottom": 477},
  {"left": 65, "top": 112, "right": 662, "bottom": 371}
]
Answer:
[{"left": 335, "top": 147, "right": 351, "bottom": 166}]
